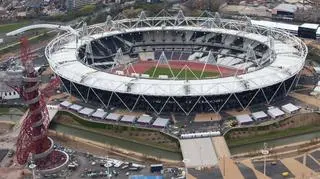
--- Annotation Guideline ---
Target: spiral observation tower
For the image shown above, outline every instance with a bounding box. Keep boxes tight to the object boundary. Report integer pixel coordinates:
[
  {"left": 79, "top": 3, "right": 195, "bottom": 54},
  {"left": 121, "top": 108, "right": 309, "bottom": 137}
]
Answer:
[
  {"left": 4, "top": 38, "right": 68, "bottom": 172},
  {"left": 45, "top": 10, "right": 307, "bottom": 115}
]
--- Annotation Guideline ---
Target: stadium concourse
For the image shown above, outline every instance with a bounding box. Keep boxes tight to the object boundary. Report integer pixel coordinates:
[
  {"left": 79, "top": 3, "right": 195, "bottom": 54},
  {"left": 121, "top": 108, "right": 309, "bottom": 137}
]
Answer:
[{"left": 42, "top": 10, "right": 307, "bottom": 115}]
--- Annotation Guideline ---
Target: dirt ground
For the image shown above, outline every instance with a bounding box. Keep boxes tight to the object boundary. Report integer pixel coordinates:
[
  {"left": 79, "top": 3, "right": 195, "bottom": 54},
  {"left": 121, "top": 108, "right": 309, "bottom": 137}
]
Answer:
[
  {"left": 0, "top": 168, "right": 31, "bottom": 179},
  {"left": 225, "top": 109, "right": 251, "bottom": 116},
  {"left": 301, "top": 66, "right": 315, "bottom": 77},
  {"left": 289, "top": 92, "right": 320, "bottom": 107},
  {"left": 0, "top": 122, "right": 14, "bottom": 135},
  {"left": 48, "top": 93, "right": 69, "bottom": 102},
  {"left": 194, "top": 113, "right": 221, "bottom": 122},
  {"left": 113, "top": 109, "right": 145, "bottom": 117}
]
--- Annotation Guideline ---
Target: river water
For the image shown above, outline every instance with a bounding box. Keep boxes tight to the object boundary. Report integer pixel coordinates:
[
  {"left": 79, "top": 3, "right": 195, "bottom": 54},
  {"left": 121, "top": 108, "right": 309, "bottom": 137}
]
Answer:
[
  {"left": 229, "top": 130, "right": 320, "bottom": 155},
  {"left": 49, "top": 123, "right": 182, "bottom": 161}
]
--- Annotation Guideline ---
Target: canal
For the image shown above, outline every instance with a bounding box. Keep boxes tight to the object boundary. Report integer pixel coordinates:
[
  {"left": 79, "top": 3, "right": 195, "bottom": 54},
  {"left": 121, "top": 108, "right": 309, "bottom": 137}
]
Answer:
[
  {"left": 229, "top": 130, "right": 320, "bottom": 155},
  {"left": 49, "top": 122, "right": 183, "bottom": 161}
]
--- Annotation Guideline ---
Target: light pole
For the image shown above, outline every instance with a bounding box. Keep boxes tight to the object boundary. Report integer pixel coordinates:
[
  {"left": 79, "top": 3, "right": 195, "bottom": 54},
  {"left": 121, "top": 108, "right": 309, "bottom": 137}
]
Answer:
[
  {"left": 105, "top": 140, "right": 111, "bottom": 179},
  {"left": 107, "top": 154, "right": 110, "bottom": 179},
  {"left": 182, "top": 158, "right": 189, "bottom": 179},
  {"left": 28, "top": 161, "right": 37, "bottom": 179},
  {"left": 261, "top": 142, "right": 269, "bottom": 176}
]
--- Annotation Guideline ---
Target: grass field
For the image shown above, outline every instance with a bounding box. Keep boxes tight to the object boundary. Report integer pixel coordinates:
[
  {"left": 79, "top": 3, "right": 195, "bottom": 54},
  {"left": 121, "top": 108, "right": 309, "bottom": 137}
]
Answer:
[
  {"left": 0, "top": 21, "right": 30, "bottom": 34},
  {"left": 145, "top": 67, "right": 219, "bottom": 79}
]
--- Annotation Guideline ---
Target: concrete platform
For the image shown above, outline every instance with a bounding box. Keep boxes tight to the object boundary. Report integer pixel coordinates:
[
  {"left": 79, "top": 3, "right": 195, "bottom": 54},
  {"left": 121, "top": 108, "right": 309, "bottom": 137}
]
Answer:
[{"left": 180, "top": 138, "right": 218, "bottom": 168}]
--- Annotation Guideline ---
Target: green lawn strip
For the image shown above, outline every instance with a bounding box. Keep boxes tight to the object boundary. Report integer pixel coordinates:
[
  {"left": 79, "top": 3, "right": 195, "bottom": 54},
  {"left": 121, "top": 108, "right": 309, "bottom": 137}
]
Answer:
[
  {"left": 0, "top": 108, "right": 10, "bottom": 114},
  {"left": 0, "top": 107, "right": 26, "bottom": 115},
  {"left": 0, "top": 21, "right": 30, "bottom": 33},
  {"left": 53, "top": 111, "right": 180, "bottom": 152},
  {"left": 0, "top": 32, "right": 55, "bottom": 55},
  {"left": 226, "top": 124, "right": 320, "bottom": 148},
  {"left": 145, "top": 67, "right": 219, "bottom": 79}
]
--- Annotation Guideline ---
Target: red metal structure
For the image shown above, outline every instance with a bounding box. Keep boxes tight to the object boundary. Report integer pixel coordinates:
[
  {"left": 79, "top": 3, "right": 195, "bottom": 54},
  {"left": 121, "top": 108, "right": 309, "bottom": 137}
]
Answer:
[{"left": 13, "top": 37, "right": 67, "bottom": 170}]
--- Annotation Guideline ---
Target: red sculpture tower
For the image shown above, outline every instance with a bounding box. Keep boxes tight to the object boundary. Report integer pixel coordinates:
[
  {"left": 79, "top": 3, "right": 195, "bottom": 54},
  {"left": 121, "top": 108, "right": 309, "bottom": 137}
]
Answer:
[{"left": 14, "top": 37, "right": 68, "bottom": 171}]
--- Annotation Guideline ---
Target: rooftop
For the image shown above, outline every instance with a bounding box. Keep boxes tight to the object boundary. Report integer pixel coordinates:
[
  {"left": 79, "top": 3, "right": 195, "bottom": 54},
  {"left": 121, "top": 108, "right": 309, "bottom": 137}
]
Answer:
[
  {"left": 300, "top": 23, "right": 319, "bottom": 30},
  {"left": 47, "top": 24, "right": 305, "bottom": 97},
  {"left": 273, "top": 4, "right": 298, "bottom": 13}
]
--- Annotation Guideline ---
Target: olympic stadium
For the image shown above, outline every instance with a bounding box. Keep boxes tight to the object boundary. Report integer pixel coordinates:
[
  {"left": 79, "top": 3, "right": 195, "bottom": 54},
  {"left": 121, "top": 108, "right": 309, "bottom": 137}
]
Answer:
[{"left": 45, "top": 11, "right": 307, "bottom": 115}]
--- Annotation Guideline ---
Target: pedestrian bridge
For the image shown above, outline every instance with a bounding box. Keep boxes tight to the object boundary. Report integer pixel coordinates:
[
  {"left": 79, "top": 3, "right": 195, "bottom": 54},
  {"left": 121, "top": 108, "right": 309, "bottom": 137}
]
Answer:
[{"left": 179, "top": 136, "right": 230, "bottom": 168}]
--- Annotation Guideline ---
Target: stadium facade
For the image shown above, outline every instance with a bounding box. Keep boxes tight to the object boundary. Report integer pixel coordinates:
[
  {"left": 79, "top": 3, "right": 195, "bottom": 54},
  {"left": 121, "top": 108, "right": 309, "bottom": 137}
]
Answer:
[{"left": 46, "top": 11, "right": 307, "bottom": 115}]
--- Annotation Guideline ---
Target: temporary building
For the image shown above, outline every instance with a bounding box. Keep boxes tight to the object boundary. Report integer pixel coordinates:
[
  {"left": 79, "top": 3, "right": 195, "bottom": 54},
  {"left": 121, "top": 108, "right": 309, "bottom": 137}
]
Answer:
[
  {"left": 236, "top": 114, "right": 253, "bottom": 125},
  {"left": 251, "top": 111, "right": 268, "bottom": 121},
  {"left": 267, "top": 107, "right": 285, "bottom": 119},
  {"left": 281, "top": 103, "right": 300, "bottom": 114}
]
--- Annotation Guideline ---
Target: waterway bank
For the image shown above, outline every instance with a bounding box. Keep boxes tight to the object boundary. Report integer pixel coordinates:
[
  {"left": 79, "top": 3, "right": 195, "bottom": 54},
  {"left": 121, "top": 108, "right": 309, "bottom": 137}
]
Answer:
[
  {"left": 225, "top": 112, "right": 320, "bottom": 148},
  {"left": 49, "top": 122, "right": 182, "bottom": 161},
  {"left": 53, "top": 110, "right": 180, "bottom": 152},
  {"left": 230, "top": 130, "right": 320, "bottom": 155}
]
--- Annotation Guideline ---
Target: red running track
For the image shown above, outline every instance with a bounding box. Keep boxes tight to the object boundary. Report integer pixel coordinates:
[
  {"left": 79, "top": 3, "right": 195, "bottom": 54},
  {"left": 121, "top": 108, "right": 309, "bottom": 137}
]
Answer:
[{"left": 113, "top": 60, "right": 244, "bottom": 77}]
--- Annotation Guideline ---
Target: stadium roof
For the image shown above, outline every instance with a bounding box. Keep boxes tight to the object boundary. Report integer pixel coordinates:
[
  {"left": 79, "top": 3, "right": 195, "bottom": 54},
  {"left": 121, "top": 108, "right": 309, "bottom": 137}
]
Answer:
[{"left": 46, "top": 16, "right": 306, "bottom": 97}]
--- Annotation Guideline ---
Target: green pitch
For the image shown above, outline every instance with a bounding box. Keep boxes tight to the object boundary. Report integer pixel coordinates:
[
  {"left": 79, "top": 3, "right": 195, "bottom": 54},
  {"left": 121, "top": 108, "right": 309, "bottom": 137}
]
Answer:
[{"left": 145, "top": 67, "right": 220, "bottom": 79}]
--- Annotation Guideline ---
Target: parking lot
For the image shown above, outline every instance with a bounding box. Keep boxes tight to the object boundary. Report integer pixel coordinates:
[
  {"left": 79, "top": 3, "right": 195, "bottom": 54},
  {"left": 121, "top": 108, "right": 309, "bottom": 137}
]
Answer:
[{"left": 40, "top": 143, "right": 184, "bottom": 179}]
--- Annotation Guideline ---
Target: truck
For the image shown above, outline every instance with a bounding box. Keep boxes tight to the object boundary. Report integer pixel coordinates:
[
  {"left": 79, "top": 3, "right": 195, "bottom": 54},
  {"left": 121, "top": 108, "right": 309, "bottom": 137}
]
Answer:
[{"left": 150, "top": 164, "right": 163, "bottom": 173}]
